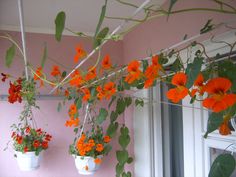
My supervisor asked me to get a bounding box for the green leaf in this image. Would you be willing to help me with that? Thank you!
[135,99,144,107]
[200,19,214,34]
[116,98,126,115]
[40,44,47,68]
[185,57,203,88]
[159,53,168,64]
[125,97,132,108]
[204,112,223,138]
[55,11,66,41]
[170,57,182,72]
[75,97,82,109]
[121,126,129,135]
[116,150,129,165]
[218,61,236,92]
[94,27,109,48]
[107,122,119,138]
[57,102,62,112]
[168,0,178,15]
[74,128,78,134]
[119,134,130,149]
[109,96,116,108]
[5,44,15,67]
[110,111,118,123]
[62,71,67,78]
[96,108,108,124]
[142,60,148,72]
[127,157,133,164]
[209,154,235,177]
[116,163,124,176]
[94,0,107,39]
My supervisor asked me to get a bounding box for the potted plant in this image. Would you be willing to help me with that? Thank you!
[2,75,52,171]
[11,125,52,171]
[69,127,111,175]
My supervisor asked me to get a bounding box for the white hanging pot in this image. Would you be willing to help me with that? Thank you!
[74,155,103,175]
[15,151,41,171]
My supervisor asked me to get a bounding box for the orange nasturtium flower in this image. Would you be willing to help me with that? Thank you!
[96,144,104,152]
[85,67,97,81]
[125,60,142,84]
[51,65,61,77]
[64,89,69,97]
[65,117,80,127]
[69,104,77,115]
[34,67,44,87]
[74,45,87,63]
[144,56,162,88]
[94,158,102,164]
[103,135,111,143]
[96,86,105,100]
[82,88,91,102]
[191,73,206,97]
[202,77,236,112]
[219,120,231,136]
[103,82,116,99]
[101,55,112,70]
[166,72,189,103]
[69,70,85,87]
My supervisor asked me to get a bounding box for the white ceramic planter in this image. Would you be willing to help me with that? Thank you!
[15,151,41,171]
[74,155,103,175]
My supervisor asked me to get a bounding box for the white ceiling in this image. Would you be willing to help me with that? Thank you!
[0,0,166,36]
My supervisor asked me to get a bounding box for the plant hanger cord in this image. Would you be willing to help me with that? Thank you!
[18,0,29,81]
[79,104,90,138]
[49,0,151,94]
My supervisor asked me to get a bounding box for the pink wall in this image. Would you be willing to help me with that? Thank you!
[0,31,130,177]
[123,0,236,63]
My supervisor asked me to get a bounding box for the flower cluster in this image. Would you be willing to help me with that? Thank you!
[11,126,52,155]
[65,104,80,127]
[8,78,23,104]
[69,128,111,164]
[166,72,236,135]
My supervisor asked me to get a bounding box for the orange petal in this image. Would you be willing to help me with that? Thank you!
[205,77,232,94]
[172,72,187,86]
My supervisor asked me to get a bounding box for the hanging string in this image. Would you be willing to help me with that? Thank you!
[79,104,90,138]
[17,0,29,81]
[49,0,151,94]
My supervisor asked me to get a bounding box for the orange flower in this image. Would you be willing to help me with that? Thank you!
[151,55,162,70]
[103,82,116,99]
[74,45,87,63]
[85,165,89,171]
[202,77,236,112]
[125,60,142,84]
[166,72,189,103]
[70,70,85,87]
[219,120,231,136]
[64,89,69,97]
[94,158,102,164]
[82,88,91,102]
[102,55,112,70]
[96,144,104,152]
[85,67,97,81]
[88,139,95,147]
[144,78,155,88]
[69,104,77,115]
[34,67,44,87]
[65,117,80,127]
[103,135,111,143]
[51,65,61,77]
[96,86,105,100]
[33,140,40,148]
[192,73,205,96]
